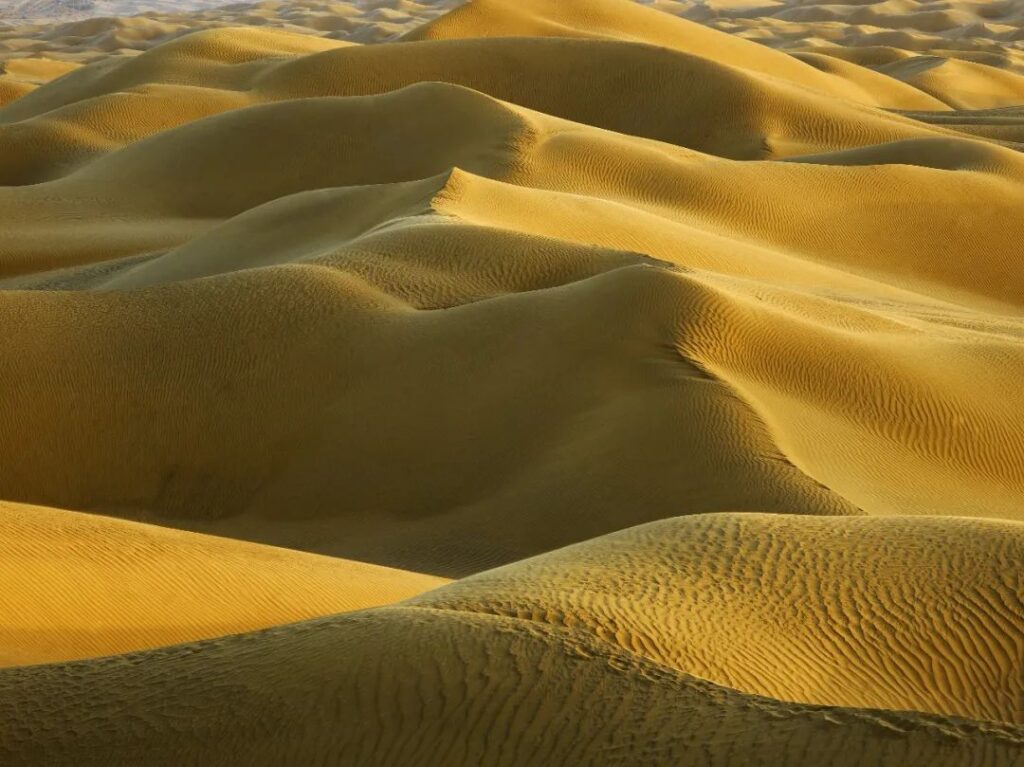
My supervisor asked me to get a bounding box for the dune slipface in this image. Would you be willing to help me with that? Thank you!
[0,0,1023,764]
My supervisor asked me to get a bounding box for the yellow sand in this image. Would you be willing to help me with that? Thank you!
[410,513,1024,724]
[0,0,1022,763]
[0,499,446,665]
[1,513,1022,763]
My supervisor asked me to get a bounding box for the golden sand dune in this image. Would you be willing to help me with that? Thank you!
[1,0,1024,762]
[409,513,1024,723]
[0,499,444,665]
[1,514,1022,764]
[670,0,1024,108]
[1,81,1023,558]
[0,256,857,575]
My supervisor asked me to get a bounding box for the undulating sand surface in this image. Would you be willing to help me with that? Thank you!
[0,0,1023,764]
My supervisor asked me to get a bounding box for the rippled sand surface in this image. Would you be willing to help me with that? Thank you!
[0,1,1022,764]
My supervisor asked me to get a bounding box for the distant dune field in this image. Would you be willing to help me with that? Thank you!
[3,1,256,22]
[0,0,1022,765]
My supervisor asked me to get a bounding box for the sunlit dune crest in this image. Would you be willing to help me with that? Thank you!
[0,0,1022,764]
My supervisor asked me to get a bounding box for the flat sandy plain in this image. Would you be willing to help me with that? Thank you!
[0,0,1023,764]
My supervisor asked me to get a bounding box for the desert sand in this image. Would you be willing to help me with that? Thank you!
[0,499,446,665]
[0,0,1022,764]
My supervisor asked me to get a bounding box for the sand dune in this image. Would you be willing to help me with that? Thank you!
[670,0,1024,109]
[1,514,1022,764]
[410,513,1024,723]
[0,0,458,89]
[0,0,1023,763]
[1,80,1023,555]
[0,499,444,665]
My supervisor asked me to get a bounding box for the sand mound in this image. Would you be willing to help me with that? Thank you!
[405,0,953,110]
[0,499,445,665]
[668,0,1024,108]
[0,261,858,575]
[1,0,1023,762]
[410,513,1024,723]
[1,514,1022,764]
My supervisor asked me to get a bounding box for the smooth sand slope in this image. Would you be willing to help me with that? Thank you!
[0,0,1023,764]
[0,499,445,665]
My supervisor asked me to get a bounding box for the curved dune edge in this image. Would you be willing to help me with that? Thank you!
[0,262,857,576]
[0,31,976,177]
[409,513,1024,724]
[1,514,1022,764]
[0,500,446,666]
[403,0,957,111]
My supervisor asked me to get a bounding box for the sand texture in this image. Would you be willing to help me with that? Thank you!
[0,0,1022,764]
[0,499,446,665]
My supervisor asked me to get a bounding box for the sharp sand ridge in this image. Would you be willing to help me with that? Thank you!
[0,0,1022,765]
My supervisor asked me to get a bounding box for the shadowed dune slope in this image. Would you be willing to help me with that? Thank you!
[404,0,952,110]
[0,30,973,165]
[0,500,446,665]
[0,262,857,575]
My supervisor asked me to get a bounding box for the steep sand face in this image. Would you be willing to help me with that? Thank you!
[0,260,856,575]
[0,500,446,665]
[1,0,1024,763]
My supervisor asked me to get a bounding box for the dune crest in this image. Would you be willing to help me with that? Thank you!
[410,513,1024,723]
